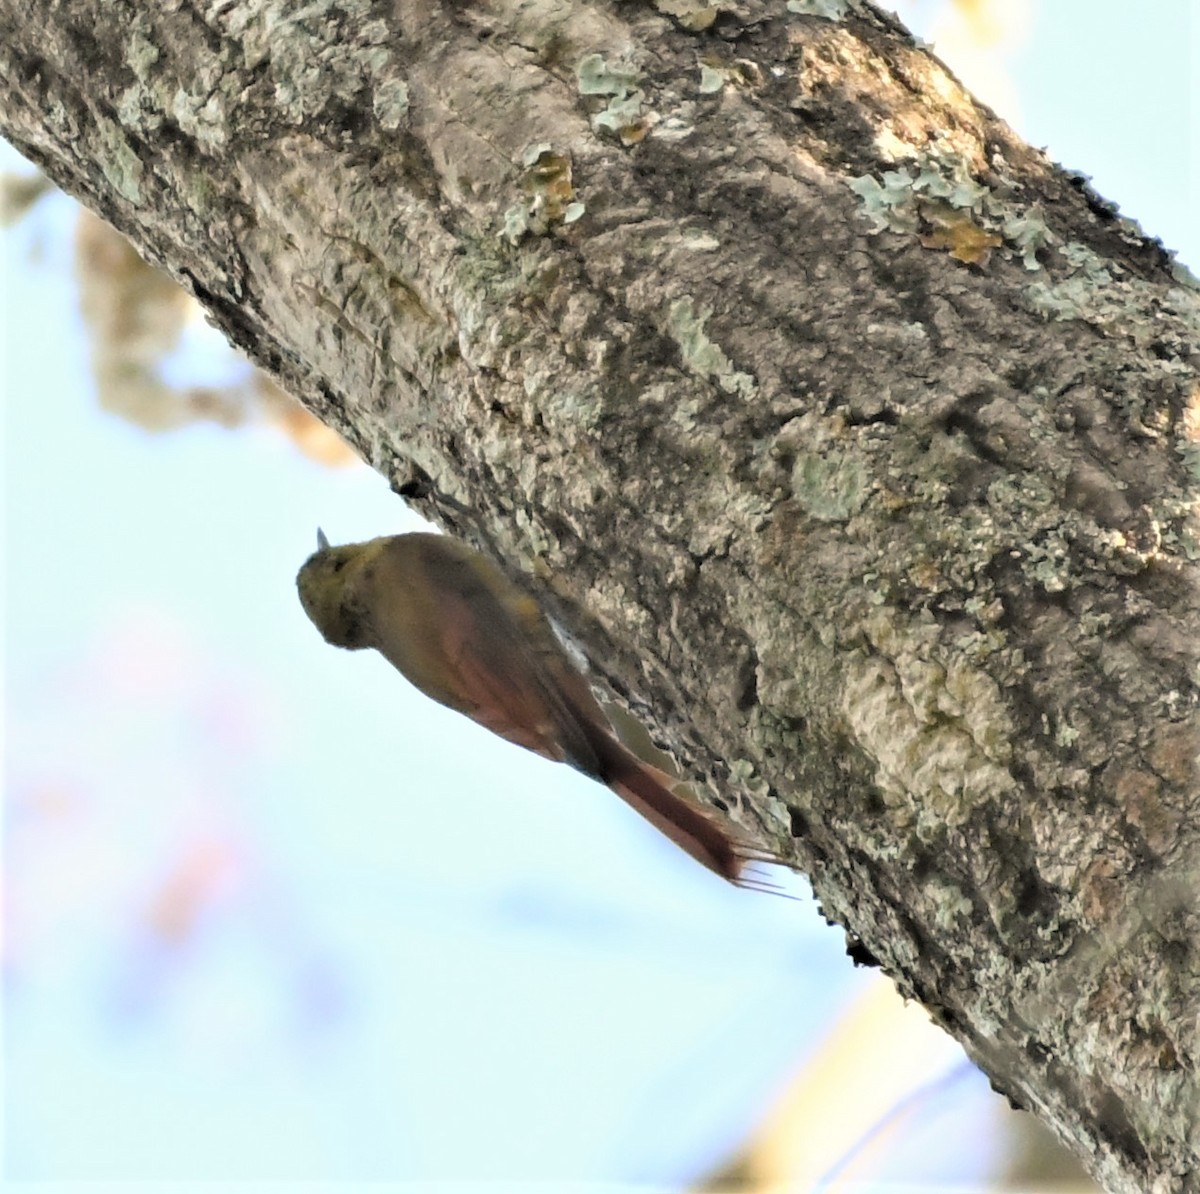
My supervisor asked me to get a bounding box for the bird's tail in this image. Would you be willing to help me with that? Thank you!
[599,739,783,887]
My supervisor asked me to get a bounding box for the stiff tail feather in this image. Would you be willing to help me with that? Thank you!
[600,740,781,887]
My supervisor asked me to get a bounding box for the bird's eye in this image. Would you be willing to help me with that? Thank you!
[332,558,347,573]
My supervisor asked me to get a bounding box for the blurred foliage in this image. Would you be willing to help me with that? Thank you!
[950,0,1019,46]
[1,169,55,225]
[5,169,360,467]
[999,1109,1097,1192]
[697,975,1098,1191]
[74,209,360,465]
[907,0,1029,118]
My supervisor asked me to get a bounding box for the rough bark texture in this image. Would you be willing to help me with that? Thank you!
[3,1,1198,1189]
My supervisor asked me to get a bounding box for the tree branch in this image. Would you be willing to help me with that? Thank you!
[3,1,1197,1187]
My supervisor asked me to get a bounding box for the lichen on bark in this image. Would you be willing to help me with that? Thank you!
[2,1,1197,1188]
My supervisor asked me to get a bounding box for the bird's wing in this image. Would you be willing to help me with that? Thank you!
[434,584,604,774]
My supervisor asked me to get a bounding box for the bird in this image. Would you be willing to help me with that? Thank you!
[296,529,785,889]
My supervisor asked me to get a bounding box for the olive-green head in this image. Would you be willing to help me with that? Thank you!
[297,528,374,649]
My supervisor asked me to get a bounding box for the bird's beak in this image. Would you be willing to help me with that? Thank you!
[316,528,331,552]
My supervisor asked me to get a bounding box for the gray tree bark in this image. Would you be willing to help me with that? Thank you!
[2,1,1197,1189]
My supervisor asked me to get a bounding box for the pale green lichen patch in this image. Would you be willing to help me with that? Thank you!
[848,170,921,234]
[787,0,850,18]
[502,204,533,244]
[592,95,648,141]
[173,87,228,147]
[516,348,609,438]
[97,119,143,203]
[576,53,649,144]
[1023,242,1200,442]
[792,450,871,522]
[126,29,160,78]
[373,77,410,129]
[999,209,1054,271]
[115,16,167,131]
[230,0,399,125]
[1055,720,1081,748]
[1177,384,1200,485]
[1171,257,1200,290]
[116,0,408,144]
[537,385,606,434]
[666,296,756,397]
[116,87,154,131]
[777,412,873,523]
[927,878,974,931]
[681,228,720,251]
[728,758,772,799]
[577,53,640,97]
[851,152,1054,270]
[1023,531,1072,593]
[1024,242,1123,322]
[653,0,719,31]
[726,759,796,848]
[912,161,987,208]
[696,57,763,96]
[513,504,560,558]
[519,143,550,167]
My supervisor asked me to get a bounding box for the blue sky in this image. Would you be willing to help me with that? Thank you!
[3,3,1196,1190]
